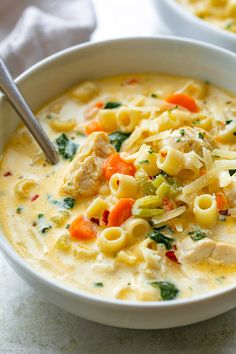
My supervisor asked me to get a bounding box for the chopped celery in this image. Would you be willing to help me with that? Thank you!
[136,174,156,195]
[156,182,170,199]
[132,206,164,217]
[135,196,162,209]
[153,175,166,189]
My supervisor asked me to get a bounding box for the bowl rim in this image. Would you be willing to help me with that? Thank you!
[163,0,236,41]
[1,35,236,309]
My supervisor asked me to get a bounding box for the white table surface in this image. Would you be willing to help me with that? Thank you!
[1,1,236,353]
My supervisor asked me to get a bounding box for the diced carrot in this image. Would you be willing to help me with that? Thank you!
[165,93,199,113]
[102,153,136,181]
[216,192,229,211]
[108,198,135,227]
[69,215,97,241]
[85,121,104,135]
[94,101,104,109]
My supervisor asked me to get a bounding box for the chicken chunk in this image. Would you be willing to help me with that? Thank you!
[180,237,236,265]
[212,242,236,265]
[180,237,215,263]
[161,127,217,156]
[60,156,103,198]
[60,132,115,199]
[79,132,115,161]
[224,181,236,207]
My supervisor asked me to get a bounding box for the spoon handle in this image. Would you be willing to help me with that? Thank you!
[0,57,59,165]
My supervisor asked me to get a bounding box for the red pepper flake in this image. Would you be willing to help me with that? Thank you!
[126,78,139,85]
[102,209,110,225]
[165,250,180,264]
[90,217,100,226]
[163,197,174,211]
[161,151,167,158]
[219,209,230,216]
[31,194,39,202]
[3,171,12,177]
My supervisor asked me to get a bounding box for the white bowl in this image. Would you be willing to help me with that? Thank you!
[1,37,236,329]
[154,0,236,52]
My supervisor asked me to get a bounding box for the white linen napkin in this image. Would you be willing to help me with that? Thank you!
[0,0,96,77]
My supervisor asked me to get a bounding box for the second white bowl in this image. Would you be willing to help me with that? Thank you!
[154,0,236,52]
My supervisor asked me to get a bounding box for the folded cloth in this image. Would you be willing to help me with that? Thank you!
[0,0,96,77]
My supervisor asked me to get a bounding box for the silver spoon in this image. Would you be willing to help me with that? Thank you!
[0,56,59,165]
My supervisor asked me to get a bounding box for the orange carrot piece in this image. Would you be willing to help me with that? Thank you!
[102,153,136,181]
[216,192,229,210]
[108,198,135,226]
[85,121,104,135]
[94,101,104,109]
[165,93,199,113]
[69,216,97,241]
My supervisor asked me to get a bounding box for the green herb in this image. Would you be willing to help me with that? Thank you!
[76,132,86,137]
[63,197,75,210]
[138,160,149,165]
[226,120,232,125]
[16,207,23,214]
[150,281,179,300]
[188,229,207,241]
[94,282,104,287]
[104,102,121,109]
[198,132,205,140]
[151,93,158,98]
[148,148,154,154]
[225,23,232,30]
[65,224,70,229]
[180,129,185,136]
[229,169,236,176]
[56,133,77,160]
[192,120,200,125]
[37,214,52,234]
[176,138,181,143]
[109,131,130,152]
[149,230,174,250]
[46,114,53,119]
[168,105,178,113]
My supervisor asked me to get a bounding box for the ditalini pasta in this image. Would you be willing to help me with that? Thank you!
[177,0,236,34]
[3,73,236,302]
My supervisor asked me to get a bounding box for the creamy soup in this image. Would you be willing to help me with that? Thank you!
[177,0,236,33]
[2,74,236,302]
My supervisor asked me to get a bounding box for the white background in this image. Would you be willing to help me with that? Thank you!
[1,1,236,353]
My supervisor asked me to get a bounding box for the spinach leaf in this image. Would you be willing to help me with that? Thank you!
[63,197,75,210]
[229,169,236,176]
[37,214,52,234]
[149,229,174,250]
[56,133,77,160]
[188,229,207,241]
[109,131,130,152]
[150,281,179,300]
[94,282,104,287]
[104,102,121,109]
